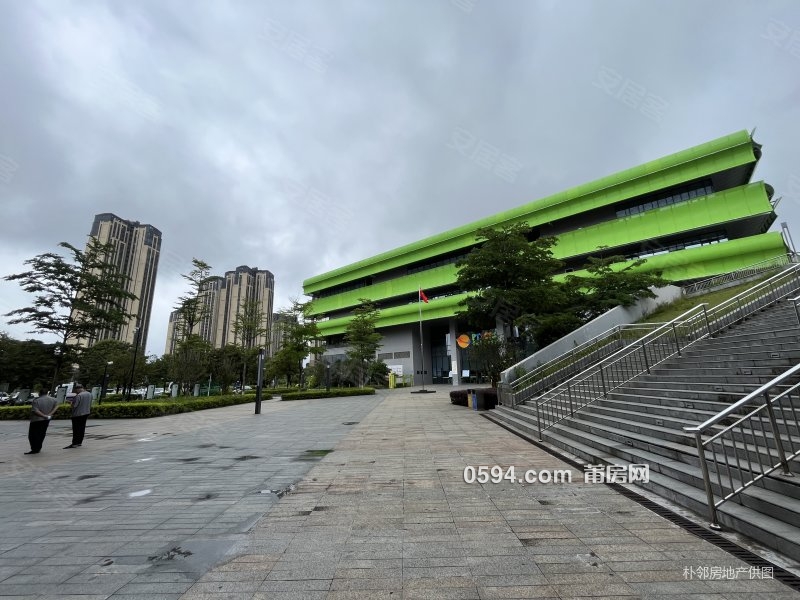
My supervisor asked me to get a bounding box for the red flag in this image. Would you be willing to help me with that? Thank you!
[419,289,429,303]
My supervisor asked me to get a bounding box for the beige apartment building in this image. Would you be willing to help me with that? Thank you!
[70,213,161,352]
[165,265,274,354]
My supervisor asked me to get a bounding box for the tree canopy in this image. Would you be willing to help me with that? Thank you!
[456,224,668,348]
[266,300,323,386]
[4,239,136,349]
[343,299,383,387]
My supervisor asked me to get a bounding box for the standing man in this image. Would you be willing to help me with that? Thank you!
[25,389,59,455]
[64,383,92,449]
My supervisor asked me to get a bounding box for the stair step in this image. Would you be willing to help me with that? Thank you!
[497,295,800,562]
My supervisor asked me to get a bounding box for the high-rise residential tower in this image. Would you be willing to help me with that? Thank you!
[165,266,274,353]
[73,213,161,352]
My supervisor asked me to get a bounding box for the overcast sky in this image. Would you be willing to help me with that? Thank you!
[1,0,799,356]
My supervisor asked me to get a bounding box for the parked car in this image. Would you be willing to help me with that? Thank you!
[0,392,9,406]
[9,391,32,405]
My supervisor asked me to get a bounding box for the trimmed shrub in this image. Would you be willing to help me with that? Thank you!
[265,387,301,395]
[0,394,267,420]
[449,390,469,406]
[281,388,375,401]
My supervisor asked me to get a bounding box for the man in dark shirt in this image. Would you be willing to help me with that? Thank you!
[26,389,59,454]
[65,383,92,449]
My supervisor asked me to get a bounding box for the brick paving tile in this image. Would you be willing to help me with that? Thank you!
[2,389,799,598]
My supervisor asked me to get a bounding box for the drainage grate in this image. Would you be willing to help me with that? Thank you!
[483,413,800,592]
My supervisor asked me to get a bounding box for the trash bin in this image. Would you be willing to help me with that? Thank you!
[474,388,486,410]
[473,388,496,411]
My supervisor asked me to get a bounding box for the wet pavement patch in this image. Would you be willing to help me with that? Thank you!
[235,455,260,461]
[178,457,201,462]
[342,421,359,425]
[197,493,218,501]
[77,494,110,504]
[295,449,333,461]
[313,506,329,511]
[149,546,193,562]
[77,474,100,480]
[259,482,297,498]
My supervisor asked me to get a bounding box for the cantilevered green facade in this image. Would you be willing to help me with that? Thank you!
[303,131,786,383]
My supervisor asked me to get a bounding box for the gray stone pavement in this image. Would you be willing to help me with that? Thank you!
[1,389,799,599]
[0,395,381,599]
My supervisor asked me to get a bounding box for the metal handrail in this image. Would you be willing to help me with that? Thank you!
[683,252,798,297]
[792,295,800,327]
[684,363,800,529]
[528,303,711,435]
[526,263,800,439]
[506,322,663,408]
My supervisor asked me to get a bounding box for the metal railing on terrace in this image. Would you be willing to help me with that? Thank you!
[683,252,798,297]
[506,323,663,408]
[684,361,800,529]
[524,263,800,440]
[495,255,800,410]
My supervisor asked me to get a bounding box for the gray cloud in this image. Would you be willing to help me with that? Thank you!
[1,0,799,355]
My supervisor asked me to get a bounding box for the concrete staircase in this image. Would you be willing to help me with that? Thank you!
[488,299,800,561]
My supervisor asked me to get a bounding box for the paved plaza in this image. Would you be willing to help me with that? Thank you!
[0,389,798,599]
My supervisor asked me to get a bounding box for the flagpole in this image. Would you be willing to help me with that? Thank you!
[418,286,426,392]
[411,287,435,394]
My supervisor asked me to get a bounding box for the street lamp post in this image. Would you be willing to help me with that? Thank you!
[100,361,113,405]
[255,347,265,415]
[326,362,331,392]
[126,327,141,401]
[51,346,63,393]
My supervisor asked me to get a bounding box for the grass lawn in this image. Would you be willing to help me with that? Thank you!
[642,275,774,324]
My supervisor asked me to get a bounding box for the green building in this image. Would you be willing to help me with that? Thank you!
[303,130,787,385]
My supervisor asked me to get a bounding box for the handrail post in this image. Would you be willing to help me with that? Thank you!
[702,305,712,336]
[640,339,650,374]
[671,323,681,356]
[535,399,543,441]
[763,391,794,477]
[599,364,607,397]
[693,430,722,530]
[568,383,574,416]
[794,298,800,328]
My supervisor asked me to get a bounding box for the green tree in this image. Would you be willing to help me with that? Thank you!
[530,254,668,346]
[455,225,669,351]
[466,333,521,387]
[210,345,244,393]
[232,297,269,389]
[0,334,65,392]
[343,299,382,386]
[173,259,214,341]
[142,354,173,390]
[170,336,212,395]
[4,239,137,387]
[232,298,269,349]
[455,224,565,332]
[266,300,323,386]
[76,339,138,391]
[566,254,668,320]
